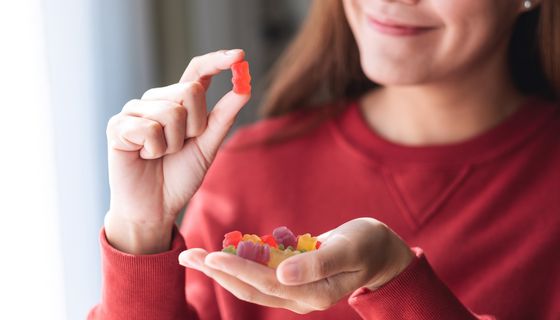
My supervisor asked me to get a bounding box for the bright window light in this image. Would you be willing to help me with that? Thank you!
[0,1,66,319]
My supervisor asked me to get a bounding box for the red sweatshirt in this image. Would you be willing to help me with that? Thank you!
[90,98,560,320]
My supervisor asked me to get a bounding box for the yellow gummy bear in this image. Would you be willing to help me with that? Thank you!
[267,247,300,269]
[296,233,317,252]
[242,234,262,244]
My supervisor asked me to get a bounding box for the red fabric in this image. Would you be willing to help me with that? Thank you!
[90,98,560,319]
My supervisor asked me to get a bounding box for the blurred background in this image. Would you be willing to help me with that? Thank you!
[0,0,310,319]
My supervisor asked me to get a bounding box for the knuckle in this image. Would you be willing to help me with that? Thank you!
[315,257,335,279]
[369,221,391,249]
[122,99,140,112]
[261,282,281,296]
[106,114,121,137]
[169,103,187,119]
[165,136,184,154]
[141,88,156,99]
[188,56,202,70]
[145,122,162,137]
[183,81,205,97]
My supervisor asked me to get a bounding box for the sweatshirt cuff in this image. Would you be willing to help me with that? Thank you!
[93,226,190,320]
[348,247,478,320]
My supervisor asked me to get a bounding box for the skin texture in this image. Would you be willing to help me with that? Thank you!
[180,0,541,314]
[344,0,540,146]
[104,49,251,254]
[105,0,541,315]
[180,218,413,314]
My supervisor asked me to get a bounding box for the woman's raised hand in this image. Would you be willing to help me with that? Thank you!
[104,49,250,254]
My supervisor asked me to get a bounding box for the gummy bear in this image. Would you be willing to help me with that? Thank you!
[231,61,251,95]
[267,247,300,269]
[237,240,270,265]
[260,235,278,248]
[272,226,298,249]
[222,245,237,255]
[242,234,262,244]
[296,233,317,252]
[222,230,242,248]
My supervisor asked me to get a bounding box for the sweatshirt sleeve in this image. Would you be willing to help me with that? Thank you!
[88,226,199,320]
[348,248,495,320]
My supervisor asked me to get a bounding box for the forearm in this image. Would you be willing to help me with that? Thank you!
[349,248,495,320]
[89,226,198,320]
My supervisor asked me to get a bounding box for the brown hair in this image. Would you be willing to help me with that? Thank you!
[260,0,560,119]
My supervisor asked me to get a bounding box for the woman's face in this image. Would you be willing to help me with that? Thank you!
[342,0,533,86]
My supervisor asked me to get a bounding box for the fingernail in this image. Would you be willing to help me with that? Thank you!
[225,49,242,56]
[280,263,300,283]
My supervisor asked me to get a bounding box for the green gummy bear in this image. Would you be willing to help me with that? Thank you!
[222,245,237,255]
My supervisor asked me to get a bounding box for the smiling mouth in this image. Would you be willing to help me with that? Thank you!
[366,16,437,36]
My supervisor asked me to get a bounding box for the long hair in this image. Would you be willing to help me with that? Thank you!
[260,0,560,118]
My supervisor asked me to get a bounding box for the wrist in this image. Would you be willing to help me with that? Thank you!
[104,212,175,255]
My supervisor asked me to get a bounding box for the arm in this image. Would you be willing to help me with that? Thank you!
[348,248,495,320]
[180,218,496,319]
[88,227,199,320]
[91,49,251,319]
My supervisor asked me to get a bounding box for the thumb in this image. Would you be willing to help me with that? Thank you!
[195,90,250,162]
[276,240,353,286]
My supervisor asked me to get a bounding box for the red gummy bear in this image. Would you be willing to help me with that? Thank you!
[231,61,251,95]
[260,235,278,248]
[223,230,242,248]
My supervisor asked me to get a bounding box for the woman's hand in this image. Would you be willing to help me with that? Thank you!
[179,218,414,314]
[104,49,250,255]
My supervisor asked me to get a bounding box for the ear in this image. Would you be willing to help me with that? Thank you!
[519,0,542,13]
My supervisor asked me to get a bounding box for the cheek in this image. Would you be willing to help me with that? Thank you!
[343,0,520,85]
[343,0,447,84]
[432,2,519,71]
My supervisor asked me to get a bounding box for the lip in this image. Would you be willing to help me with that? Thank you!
[366,16,437,36]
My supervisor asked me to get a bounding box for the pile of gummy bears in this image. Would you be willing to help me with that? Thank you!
[222,226,321,268]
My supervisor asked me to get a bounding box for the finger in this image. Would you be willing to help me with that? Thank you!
[194,91,250,164]
[204,252,335,311]
[179,49,245,87]
[316,230,333,242]
[122,99,186,154]
[205,252,299,299]
[179,250,308,314]
[276,235,358,286]
[107,115,166,159]
[141,82,207,138]
[178,248,209,268]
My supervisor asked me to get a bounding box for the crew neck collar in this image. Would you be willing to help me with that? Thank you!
[332,97,557,166]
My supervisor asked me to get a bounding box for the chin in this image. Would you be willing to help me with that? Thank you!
[359,53,433,86]
[361,62,429,86]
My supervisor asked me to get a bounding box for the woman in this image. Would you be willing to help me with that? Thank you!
[91,0,559,319]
